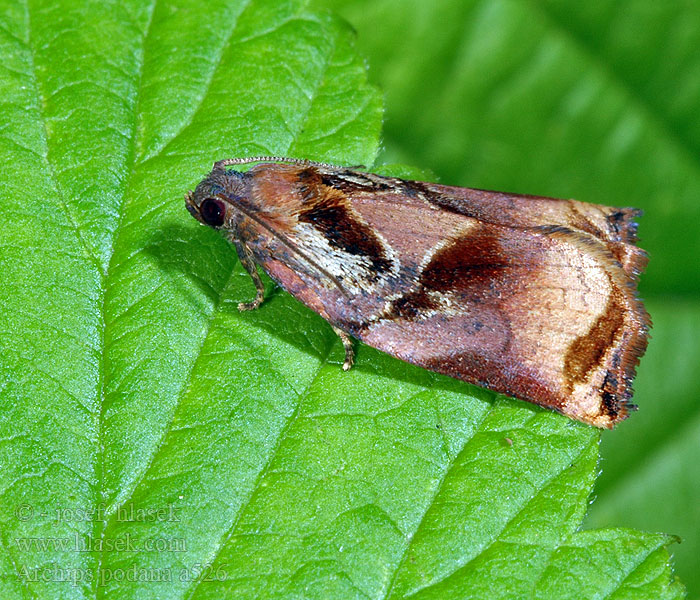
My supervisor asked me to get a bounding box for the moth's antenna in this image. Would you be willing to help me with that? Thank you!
[214,156,340,170]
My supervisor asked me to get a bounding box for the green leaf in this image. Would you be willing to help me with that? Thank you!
[0,1,685,600]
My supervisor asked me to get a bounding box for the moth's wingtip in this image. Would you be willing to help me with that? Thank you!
[607,207,644,244]
[611,400,638,426]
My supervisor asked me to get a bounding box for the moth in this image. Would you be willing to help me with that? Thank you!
[186,156,650,428]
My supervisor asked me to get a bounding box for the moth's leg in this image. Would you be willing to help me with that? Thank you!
[332,326,355,371]
[231,238,265,311]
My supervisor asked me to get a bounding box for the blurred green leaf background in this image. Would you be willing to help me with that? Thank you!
[314,0,700,595]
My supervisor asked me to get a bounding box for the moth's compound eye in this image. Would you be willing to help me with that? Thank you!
[200,198,226,227]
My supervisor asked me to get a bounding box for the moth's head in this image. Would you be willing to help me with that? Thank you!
[185,165,247,229]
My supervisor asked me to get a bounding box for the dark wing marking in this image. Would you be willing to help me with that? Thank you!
[297,196,393,275]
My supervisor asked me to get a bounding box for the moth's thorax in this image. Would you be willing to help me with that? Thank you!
[240,163,333,235]
[247,163,319,210]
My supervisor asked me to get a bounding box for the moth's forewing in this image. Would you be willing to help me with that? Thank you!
[195,162,649,428]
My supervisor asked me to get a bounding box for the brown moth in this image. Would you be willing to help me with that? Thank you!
[185,156,650,428]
